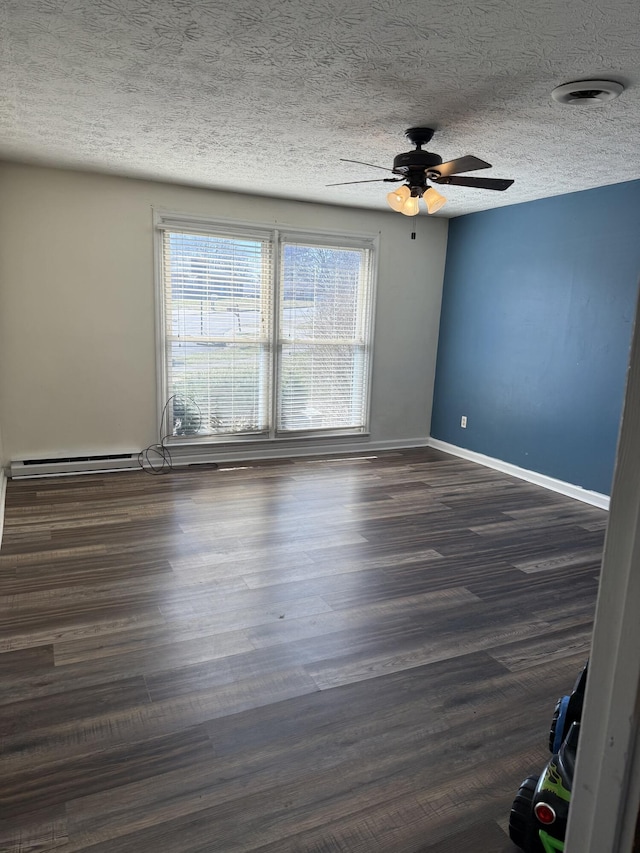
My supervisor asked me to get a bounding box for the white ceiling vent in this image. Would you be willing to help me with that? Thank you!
[551,80,624,105]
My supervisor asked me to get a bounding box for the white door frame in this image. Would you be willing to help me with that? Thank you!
[566,284,640,852]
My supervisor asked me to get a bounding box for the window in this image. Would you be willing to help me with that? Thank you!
[156,215,376,441]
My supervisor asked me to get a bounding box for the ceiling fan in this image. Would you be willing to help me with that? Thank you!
[328,127,514,216]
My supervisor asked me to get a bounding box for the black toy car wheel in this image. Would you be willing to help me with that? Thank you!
[509,775,544,852]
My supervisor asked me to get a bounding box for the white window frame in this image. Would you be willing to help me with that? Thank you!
[154,210,378,445]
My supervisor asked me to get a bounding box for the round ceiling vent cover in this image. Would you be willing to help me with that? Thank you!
[551,80,624,105]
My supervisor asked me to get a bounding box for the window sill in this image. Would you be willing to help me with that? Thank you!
[165,430,370,449]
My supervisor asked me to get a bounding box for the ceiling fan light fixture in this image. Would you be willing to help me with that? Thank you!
[386,184,411,211]
[423,187,447,214]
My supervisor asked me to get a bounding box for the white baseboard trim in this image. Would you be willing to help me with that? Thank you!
[0,469,7,550]
[428,438,610,510]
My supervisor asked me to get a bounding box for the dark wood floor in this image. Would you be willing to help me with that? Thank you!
[0,448,606,852]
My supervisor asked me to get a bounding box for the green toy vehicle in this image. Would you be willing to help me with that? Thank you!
[509,664,588,853]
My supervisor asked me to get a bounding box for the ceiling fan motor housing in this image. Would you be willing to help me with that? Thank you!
[393,150,443,188]
[393,150,442,171]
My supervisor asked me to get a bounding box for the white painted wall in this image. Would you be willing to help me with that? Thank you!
[0,163,448,463]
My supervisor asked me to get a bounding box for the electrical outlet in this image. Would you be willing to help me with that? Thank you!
[461,416,467,428]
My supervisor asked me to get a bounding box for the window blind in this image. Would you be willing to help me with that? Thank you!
[163,230,273,436]
[277,242,373,433]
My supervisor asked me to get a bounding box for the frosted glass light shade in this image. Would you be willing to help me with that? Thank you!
[399,194,420,216]
[386,184,411,212]
[423,187,447,214]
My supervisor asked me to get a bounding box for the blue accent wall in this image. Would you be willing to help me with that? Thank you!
[431,180,640,495]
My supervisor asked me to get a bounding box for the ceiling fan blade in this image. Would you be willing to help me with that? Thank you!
[339,158,394,173]
[429,155,492,178]
[435,175,514,191]
[326,177,402,186]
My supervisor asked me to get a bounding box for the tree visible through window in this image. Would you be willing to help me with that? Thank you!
[158,219,375,440]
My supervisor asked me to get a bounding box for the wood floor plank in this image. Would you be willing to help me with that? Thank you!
[488,623,593,672]
[0,628,255,710]
[420,820,514,852]
[1,667,319,778]
[2,725,213,819]
[305,603,553,691]
[0,605,166,653]
[0,449,606,852]
[246,586,480,650]
[0,676,151,745]
[0,645,54,676]
[54,622,254,668]
[0,805,68,852]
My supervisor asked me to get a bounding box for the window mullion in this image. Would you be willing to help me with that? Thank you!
[269,230,281,440]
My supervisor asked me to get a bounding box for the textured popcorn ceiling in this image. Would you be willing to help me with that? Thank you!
[1,0,639,217]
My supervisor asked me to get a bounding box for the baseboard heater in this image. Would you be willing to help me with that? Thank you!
[10,453,139,479]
